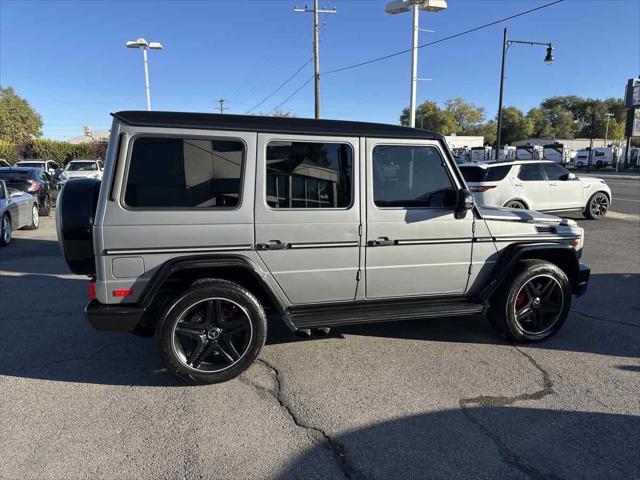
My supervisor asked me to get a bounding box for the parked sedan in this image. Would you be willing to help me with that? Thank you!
[0,167,59,216]
[459,160,612,219]
[0,180,39,246]
[58,159,104,184]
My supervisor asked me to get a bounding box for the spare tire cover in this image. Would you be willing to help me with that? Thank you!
[57,178,101,275]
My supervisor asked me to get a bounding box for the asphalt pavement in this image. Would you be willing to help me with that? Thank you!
[578,173,640,216]
[0,209,638,480]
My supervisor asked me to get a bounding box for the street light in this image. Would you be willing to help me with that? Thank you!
[385,0,447,128]
[126,37,163,111]
[495,28,554,159]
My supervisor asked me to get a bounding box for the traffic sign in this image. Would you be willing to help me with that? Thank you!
[625,78,640,108]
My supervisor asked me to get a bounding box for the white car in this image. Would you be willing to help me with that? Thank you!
[459,160,612,219]
[15,159,60,175]
[59,159,104,183]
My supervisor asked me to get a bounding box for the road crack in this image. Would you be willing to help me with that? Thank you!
[458,346,561,480]
[240,358,365,480]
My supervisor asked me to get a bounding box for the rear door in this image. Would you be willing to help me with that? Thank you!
[365,139,473,298]
[254,134,360,305]
[541,163,583,210]
[514,163,549,210]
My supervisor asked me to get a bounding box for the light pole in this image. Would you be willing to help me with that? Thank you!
[604,113,614,146]
[495,28,553,159]
[385,0,447,128]
[126,38,163,111]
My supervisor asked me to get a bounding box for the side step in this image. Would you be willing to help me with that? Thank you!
[285,297,486,329]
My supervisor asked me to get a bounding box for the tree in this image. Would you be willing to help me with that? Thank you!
[444,98,485,133]
[547,105,576,139]
[0,87,43,144]
[400,101,459,135]
[526,107,553,138]
[499,106,532,145]
[469,121,497,146]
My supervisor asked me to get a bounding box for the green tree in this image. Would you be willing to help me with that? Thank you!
[526,107,553,138]
[547,105,576,139]
[469,121,497,146]
[400,101,459,135]
[444,97,485,133]
[0,87,43,144]
[499,106,532,145]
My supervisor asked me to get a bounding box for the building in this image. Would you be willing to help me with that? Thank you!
[67,129,110,144]
[444,135,484,149]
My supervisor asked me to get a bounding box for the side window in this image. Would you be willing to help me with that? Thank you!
[0,182,5,199]
[372,145,456,208]
[518,164,545,181]
[265,141,353,209]
[485,165,512,182]
[541,163,569,180]
[124,136,244,208]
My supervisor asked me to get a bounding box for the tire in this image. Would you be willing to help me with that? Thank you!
[0,214,11,247]
[39,194,51,216]
[24,204,39,230]
[583,192,609,219]
[157,279,267,384]
[504,200,526,209]
[488,260,571,342]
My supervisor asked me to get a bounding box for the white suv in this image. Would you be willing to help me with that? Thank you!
[459,161,612,219]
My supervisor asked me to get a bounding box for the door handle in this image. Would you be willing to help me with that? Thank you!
[549,182,558,186]
[514,182,523,187]
[368,237,395,247]
[256,240,287,251]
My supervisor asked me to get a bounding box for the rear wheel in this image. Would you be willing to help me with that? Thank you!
[504,200,526,209]
[488,260,571,342]
[583,192,609,219]
[0,214,11,247]
[39,194,51,216]
[157,279,267,384]
[24,204,39,230]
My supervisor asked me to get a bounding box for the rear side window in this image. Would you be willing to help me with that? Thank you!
[518,164,545,181]
[124,136,244,208]
[372,145,456,208]
[0,171,30,182]
[461,165,511,183]
[265,141,353,209]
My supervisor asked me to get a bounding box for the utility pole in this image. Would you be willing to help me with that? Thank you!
[587,112,596,172]
[217,98,229,114]
[294,1,336,119]
[604,113,613,146]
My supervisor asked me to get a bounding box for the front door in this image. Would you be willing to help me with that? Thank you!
[365,139,473,299]
[254,134,360,305]
[541,163,583,210]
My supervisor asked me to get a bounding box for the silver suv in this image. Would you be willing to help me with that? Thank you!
[57,111,590,384]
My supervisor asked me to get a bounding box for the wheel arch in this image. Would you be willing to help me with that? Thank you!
[135,255,288,336]
[503,197,529,209]
[478,243,581,301]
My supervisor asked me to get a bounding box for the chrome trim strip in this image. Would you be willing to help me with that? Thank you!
[287,241,359,249]
[104,245,252,255]
[395,238,472,246]
[492,235,580,243]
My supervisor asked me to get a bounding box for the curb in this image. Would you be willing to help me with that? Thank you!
[577,173,640,181]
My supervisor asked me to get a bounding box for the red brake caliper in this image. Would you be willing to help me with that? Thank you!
[515,290,527,310]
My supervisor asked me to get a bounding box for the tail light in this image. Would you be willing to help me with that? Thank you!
[469,185,496,192]
[26,179,41,192]
[88,280,96,300]
[113,288,133,298]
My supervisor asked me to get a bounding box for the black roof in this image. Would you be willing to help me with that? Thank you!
[112,111,442,141]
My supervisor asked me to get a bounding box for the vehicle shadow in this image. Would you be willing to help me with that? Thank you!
[1,237,638,387]
[275,407,640,479]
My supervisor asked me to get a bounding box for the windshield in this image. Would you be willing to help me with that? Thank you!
[16,161,44,168]
[67,161,97,171]
[0,171,31,182]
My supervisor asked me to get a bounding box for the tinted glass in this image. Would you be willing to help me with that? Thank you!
[0,171,30,181]
[373,145,456,208]
[518,164,545,181]
[16,161,45,169]
[266,141,352,209]
[459,167,486,183]
[68,161,98,171]
[0,182,5,199]
[125,137,244,208]
[542,163,569,180]
[485,165,512,182]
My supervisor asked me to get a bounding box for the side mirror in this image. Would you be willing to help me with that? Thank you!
[455,188,475,219]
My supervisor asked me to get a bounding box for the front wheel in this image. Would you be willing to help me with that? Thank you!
[583,192,609,219]
[157,279,267,384]
[488,260,571,342]
[0,214,11,247]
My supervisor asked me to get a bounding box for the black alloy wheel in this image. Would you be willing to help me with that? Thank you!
[584,192,609,219]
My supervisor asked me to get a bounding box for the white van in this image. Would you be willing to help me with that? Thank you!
[543,143,570,165]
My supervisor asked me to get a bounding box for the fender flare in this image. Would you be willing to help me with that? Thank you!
[137,254,287,314]
[477,243,581,301]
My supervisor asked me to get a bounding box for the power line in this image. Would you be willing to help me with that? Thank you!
[245,57,313,114]
[322,0,565,77]
[270,77,313,114]
[268,0,565,113]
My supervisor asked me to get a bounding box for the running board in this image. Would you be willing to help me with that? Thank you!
[285,297,486,329]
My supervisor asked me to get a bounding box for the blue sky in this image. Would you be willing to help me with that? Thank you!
[1,0,638,139]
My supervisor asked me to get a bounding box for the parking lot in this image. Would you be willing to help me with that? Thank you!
[1,190,639,479]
